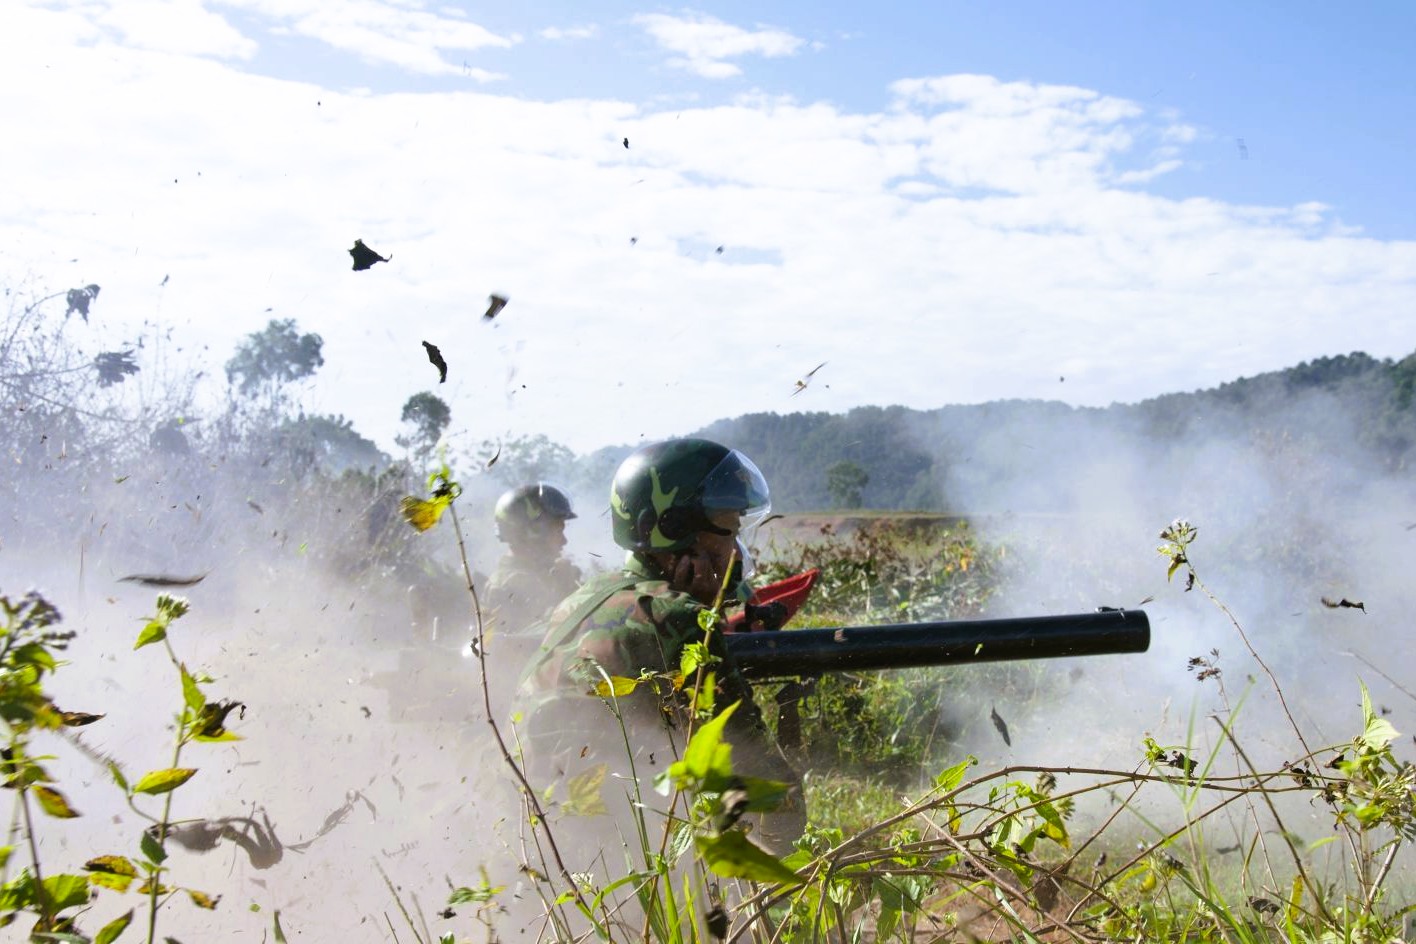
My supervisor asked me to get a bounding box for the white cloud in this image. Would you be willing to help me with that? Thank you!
[633,11,804,79]
[1115,159,1182,184]
[216,0,517,77]
[17,0,255,59]
[539,24,598,41]
[2,18,1413,458]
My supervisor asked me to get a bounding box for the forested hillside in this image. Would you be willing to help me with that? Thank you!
[682,350,1416,512]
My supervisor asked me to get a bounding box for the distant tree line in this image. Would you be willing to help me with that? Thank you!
[9,277,1416,532]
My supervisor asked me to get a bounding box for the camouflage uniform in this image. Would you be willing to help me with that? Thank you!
[485,481,581,643]
[522,555,805,849]
[484,551,582,636]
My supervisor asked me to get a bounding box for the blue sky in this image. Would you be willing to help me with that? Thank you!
[3,1,1414,454]
[236,1,1416,237]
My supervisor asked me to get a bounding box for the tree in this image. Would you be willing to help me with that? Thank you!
[478,433,576,486]
[276,413,386,475]
[225,319,324,401]
[397,392,451,458]
[825,460,869,509]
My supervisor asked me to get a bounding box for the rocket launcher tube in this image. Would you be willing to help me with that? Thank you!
[723,608,1150,680]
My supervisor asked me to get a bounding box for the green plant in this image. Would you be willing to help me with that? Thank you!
[759,519,999,624]
[1,591,239,943]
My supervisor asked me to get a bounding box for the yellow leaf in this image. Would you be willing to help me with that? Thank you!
[563,764,609,817]
[85,855,138,878]
[399,495,450,532]
[188,888,221,910]
[132,767,197,795]
[593,676,638,698]
[33,785,81,818]
[1286,874,1303,924]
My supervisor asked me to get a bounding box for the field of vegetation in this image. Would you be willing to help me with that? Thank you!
[3,284,1414,942]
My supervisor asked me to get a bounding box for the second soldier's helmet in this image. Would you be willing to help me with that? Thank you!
[610,438,770,552]
[494,483,577,544]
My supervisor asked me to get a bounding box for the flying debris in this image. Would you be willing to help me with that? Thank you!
[119,573,207,588]
[705,906,728,941]
[715,245,724,254]
[247,500,264,514]
[94,350,140,387]
[485,443,502,468]
[66,284,101,322]
[630,237,637,245]
[1166,750,1199,777]
[990,706,1011,746]
[623,137,629,149]
[1321,597,1366,613]
[1235,138,1249,160]
[160,274,169,286]
[483,294,509,321]
[157,809,284,869]
[792,361,827,396]
[348,239,390,271]
[421,341,448,383]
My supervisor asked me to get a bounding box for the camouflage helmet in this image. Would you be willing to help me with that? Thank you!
[610,438,770,552]
[494,483,576,543]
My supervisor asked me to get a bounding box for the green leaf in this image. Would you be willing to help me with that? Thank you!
[140,829,167,865]
[134,619,167,650]
[42,872,93,910]
[11,643,57,674]
[273,909,288,943]
[448,884,503,906]
[695,832,802,885]
[180,665,205,714]
[3,757,53,789]
[1033,797,1070,848]
[673,700,740,791]
[32,784,81,818]
[934,756,976,793]
[95,909,134,944]
[133,768,197,795]
[563,764,609,817]
[109,762,130,794]
[735,776,791,813]
[679,642,716,676]
[0,845,11,870]
[1357,681,1399,752]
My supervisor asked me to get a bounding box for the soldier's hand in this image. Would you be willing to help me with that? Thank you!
[742,600,789,632]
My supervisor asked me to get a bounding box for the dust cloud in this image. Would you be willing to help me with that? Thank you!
[911,383,1416,851]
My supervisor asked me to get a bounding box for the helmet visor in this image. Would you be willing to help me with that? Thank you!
[697,449,771,532]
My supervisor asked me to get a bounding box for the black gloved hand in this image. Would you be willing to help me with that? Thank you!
[742,600,789,632]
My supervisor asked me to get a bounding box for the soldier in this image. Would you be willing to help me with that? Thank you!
[484,483,583,638]
[519,438,805,851]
